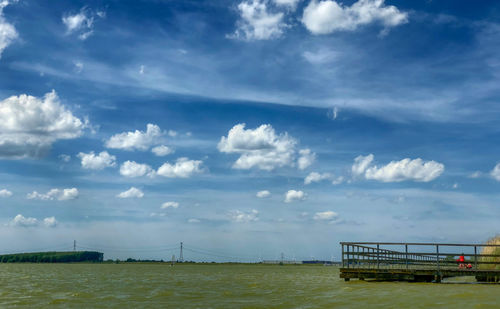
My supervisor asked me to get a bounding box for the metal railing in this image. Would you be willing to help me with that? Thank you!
[341,242,500,271]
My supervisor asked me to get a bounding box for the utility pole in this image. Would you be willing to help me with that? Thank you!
[179,242,184,262]
[281,252,284,264]
[73,240,76,251]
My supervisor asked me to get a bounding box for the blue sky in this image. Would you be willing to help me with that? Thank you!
[0,0,499,261]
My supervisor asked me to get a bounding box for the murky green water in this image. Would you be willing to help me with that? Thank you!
[0,264,498,308]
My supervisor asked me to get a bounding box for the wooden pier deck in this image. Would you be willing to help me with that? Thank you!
[339,242,500,283]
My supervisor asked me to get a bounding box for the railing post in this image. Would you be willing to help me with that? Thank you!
[405,244,408,270]
[341,244,344,268]
[377,244,380,269]
[436,245,440,272]
[346,245,349,269]
[474,245,477,271]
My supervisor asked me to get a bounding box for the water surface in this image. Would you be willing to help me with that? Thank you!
[0,264,498,308]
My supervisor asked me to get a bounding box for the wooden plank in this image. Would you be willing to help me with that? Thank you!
[340,242,500,247]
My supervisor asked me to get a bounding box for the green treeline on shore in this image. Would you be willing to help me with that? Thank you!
[0,251,103,263]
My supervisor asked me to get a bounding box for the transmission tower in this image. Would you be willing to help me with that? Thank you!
[73,240,76,251]
[179,242,184,262]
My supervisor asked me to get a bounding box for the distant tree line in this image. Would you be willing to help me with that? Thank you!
[0,251,103,263]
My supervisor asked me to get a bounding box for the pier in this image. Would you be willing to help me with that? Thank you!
[339,242,500,283]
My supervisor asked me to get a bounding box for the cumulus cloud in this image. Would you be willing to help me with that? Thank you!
[105,124,163,151]
[0,90,85,159]
[0,188,12,197]
[491,163,500,181]
[168,130,177,137]
[352,154,444,182]
[256,190,271,198]
[11,214,38,227]
[161,201,179,209]
[229,209,259,222]
[351,154,374,177]
[230,0,286,40]
[120,160,155,178]
[78,151,116,170]
[332,175,344,185]
[313,211,340,223]
[43,216,58,227]
[304,172,331,184]
[62,7,105,40]
[284,190,306,203]
[156,157,203,178]
[27,188,79,201]
[298,148,316,170]
[0,1,18,58]
[218,123,297,171]
[116,187,144,199]
[10,214,57,228]
[59,154,71,162]
[152,145,173,156]
[302,0,408,35]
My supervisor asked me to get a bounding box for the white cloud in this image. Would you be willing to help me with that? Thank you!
[11,214,38,227]
[78,151,116,170]
[365,158,444,182]
[62,8,104,40]
[0,90,85,159]
[230,0,286,40]
[74,61,84,73]
[10,214,58,228]
[43,216,58,227]
[188,218,200,223]
[327,106,339,120]
[59,188,79,200]
[302,0,408,35]
[332,175,344,185]
[313,211,339,223]
[139,65,145,75]
[150,212,167,217]
[229,209,259,222]
[0,188,12,197]
[491,163,500,182]
[116,187,144,199]
[152,145,173,156]
[273,0,301,7]
[298,148,316,170]
[161,201,179,209]
[351,154,374,177]
[218,123,297,171]
[303,49,338,64]
[157,157,203,178]
[0,1,18,58]
[27,188,79,201]
[351,154,445,182]
[452,183,459,189]
[168,130,177,137]
[105,124,163,151]
[256,190,271,198]
[468,171,482,179]
[304,172,331,184]
[120,160,155,178]
[59,154,71,162]
[284,190,306,203]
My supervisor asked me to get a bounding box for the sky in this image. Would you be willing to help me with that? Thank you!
[0,0,500,261]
